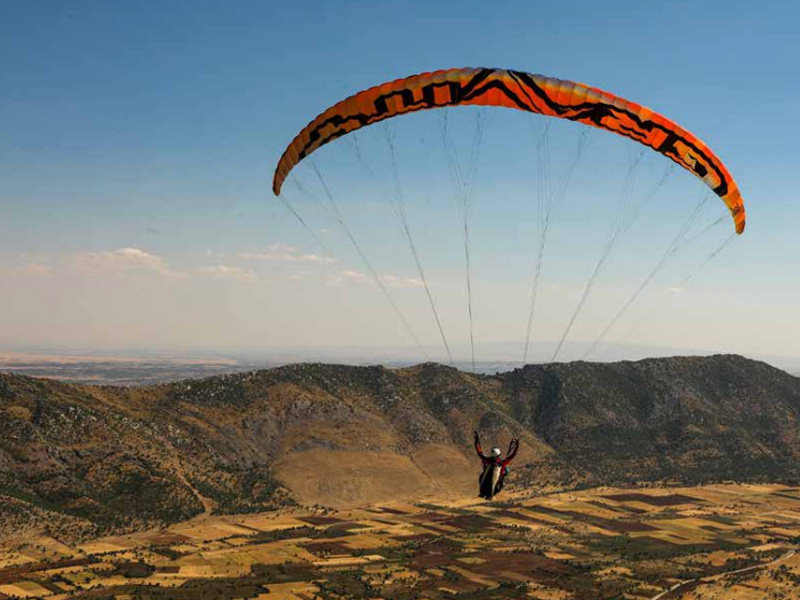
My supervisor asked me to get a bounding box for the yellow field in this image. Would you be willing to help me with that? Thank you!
[1,483,800,599]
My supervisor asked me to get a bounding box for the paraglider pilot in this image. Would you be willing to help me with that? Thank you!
[474,431,518,500]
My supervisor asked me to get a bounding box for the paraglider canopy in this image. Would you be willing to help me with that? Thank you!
[273,67,745,234]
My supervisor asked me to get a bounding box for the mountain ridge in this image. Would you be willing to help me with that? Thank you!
[2,353,800,543]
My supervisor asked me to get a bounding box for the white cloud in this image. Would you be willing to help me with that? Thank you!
[71,248,185,278]
[326,270,425,288]
[298,253,337,264]
[237,243,336,264]
[269,243,299,253]
[325,269,367,287]
[13,263,52,277]
[381,274,425,288]
[200,265,258,284]
[325,276,343,287]
[342,269,369,282]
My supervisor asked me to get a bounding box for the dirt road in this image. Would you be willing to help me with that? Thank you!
[650,548,796,600]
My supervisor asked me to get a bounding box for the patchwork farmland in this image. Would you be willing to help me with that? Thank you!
[2,484,800,599]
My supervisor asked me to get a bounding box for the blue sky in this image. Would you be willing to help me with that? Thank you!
[2,1,799,366]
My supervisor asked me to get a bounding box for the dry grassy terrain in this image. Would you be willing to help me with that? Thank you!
[6,355,800,541]
[1,483,799,599]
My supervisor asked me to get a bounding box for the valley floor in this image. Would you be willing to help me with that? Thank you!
[2,483,800,599]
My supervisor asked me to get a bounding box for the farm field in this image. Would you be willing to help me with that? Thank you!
[2,484,800,599]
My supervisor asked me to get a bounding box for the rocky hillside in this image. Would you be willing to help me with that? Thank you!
[2,354,800,542]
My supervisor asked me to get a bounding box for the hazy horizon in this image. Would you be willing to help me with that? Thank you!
[3,341,800,375]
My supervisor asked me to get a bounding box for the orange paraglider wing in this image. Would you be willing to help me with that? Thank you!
[273,68,744,233]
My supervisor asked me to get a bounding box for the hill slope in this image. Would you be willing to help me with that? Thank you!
[2,354,800,542]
